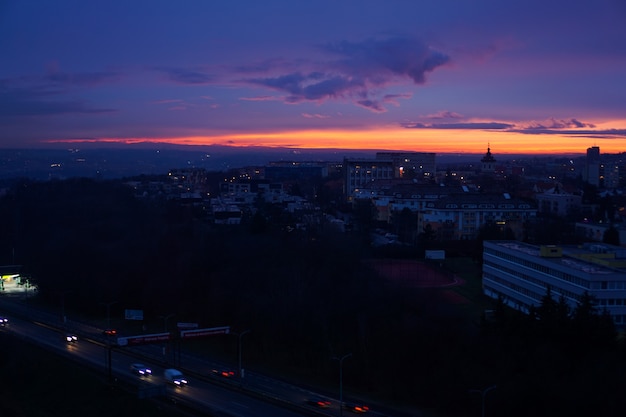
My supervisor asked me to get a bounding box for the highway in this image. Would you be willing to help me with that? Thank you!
[0,294,407,417]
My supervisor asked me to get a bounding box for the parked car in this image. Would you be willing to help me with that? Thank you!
[130,363,152,377]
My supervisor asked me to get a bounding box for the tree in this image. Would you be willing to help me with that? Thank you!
[603,225,620,246]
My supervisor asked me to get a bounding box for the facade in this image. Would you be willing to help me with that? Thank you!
[534,185,582,216]
[375,152,436,180]
[584,146,602,187]
[343,158,395,201]
[421,193,536,240]
[483,240,626,327]
[344,153,437,201]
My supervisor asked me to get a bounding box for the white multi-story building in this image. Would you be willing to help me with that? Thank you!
[483,240,626,326]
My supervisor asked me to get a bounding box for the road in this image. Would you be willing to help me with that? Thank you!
[0,295,412,417]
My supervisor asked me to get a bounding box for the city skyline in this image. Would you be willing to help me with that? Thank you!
[1,0,625,155]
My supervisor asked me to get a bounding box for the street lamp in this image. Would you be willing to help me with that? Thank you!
[236,329,251,378]
[100,300,118,330]
[158,313,176,363]
[469,385,497,417]
[100,300,118,384]
[332,353,352,417]
[159,313,176,332]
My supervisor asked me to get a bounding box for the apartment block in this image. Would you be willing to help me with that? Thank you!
[483,240,626,326]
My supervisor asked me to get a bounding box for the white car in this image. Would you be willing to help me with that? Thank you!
[164,368,188,386]
[130,363,152,376]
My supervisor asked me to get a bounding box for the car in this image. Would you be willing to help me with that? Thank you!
[306,397,331,408]
[65,334,78,343]
[343,403,370,413]
[103,328,117,336]
[0,317,8,326]
[130,363,152,376]
[211,368,236,378]
[164,368,188,386]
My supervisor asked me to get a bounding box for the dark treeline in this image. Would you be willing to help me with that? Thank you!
[2,177,626,416]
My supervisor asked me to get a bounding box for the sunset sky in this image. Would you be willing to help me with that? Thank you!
[1,0,625,155]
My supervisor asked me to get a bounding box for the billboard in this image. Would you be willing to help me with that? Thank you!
[181,326,230,339]
[125,309,144,320]
[117,332,170,346]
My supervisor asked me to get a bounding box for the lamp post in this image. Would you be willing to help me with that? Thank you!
[332,353,352,417]
[100,301,118,383]
[236,329,251,379]
[158,313,176,363]
[159,313,176,332]
[469,385,497,417]
[100,301,118,330]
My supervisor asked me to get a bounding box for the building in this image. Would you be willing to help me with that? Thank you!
[583,146,602,187]
[421,193,536,240]
[483,240,626,327]
[375,152,436,180]
[343,158,395,201]
[480,146,497,174]
[344,152,437,201]
[534,184,582,217]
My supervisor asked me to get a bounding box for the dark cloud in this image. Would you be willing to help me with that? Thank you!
[511,128,626,137]
[247,72,364,103]
[44,71,120,87]
[356,99,386,113]
[401,116,625,138]
[324,36,450,84]
[522,118,596,130]
[425,110,464,120]
[241,35,448,112]
[0,81,116,117]
[403,122,513,129]
[157,68,213,84]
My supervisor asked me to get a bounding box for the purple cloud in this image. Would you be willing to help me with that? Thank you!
[240,35,448,112]
[401,116,626,138]
[247,72,364,103]
[403,122,514,129]
[324,36,450,84]
[156,67,213,84]
[425,110,464,120]
[0,81,116,117]
[301,113,330,119]
[522,118,596,130]
[44,71,120,87]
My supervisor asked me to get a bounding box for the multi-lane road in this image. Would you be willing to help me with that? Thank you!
[0,296,409,417]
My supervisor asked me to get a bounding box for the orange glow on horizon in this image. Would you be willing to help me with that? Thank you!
[47,125,626,155]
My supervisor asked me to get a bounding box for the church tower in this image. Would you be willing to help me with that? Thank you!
[481,144,496,174]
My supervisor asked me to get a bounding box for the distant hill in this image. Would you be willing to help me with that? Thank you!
[0,145,568,181]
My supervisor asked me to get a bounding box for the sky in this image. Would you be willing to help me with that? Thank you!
[1,0,626,155]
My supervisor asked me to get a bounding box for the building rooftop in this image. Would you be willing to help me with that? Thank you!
[488,241,626,276]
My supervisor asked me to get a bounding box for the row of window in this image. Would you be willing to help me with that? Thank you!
[483,273,547,304]
[484,248,591,288]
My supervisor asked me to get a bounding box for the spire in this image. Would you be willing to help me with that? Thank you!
[481,144,496,163]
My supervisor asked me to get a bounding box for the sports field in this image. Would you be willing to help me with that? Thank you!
[364,258,470,304]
